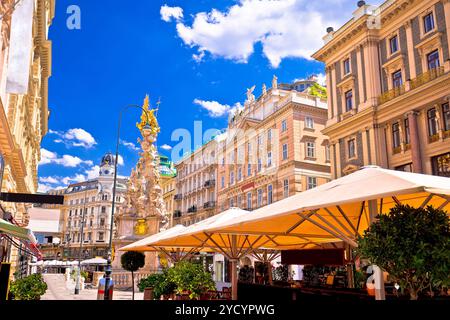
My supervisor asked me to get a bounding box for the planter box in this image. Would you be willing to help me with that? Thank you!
[143,287,154,300]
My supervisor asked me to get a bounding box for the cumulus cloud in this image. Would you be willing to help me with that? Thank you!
[39,148,92,167]
[194,99,242,118]
[85,165,100,180]
[160,5,183,22]
[117,155,124,166]
[162,0,360,67]
[120,139,140,151]
[49,128,97,149]
[160,144,172,151]
[38,183,54,193]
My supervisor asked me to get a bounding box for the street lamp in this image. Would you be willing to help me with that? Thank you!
[103,104,151,300]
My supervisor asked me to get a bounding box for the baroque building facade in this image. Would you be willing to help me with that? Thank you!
[314,0,450,178]
[217,77,331,212]
[60,153,127,260]
[0,0,55,273]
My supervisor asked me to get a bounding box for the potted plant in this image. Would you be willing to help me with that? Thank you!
[10,273,48,300]
[357,204,450,300]
[167,261,216,299]
[121,251,145,300]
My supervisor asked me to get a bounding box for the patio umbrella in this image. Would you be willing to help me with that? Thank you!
[149,208,340,300]
[81,257,107,265]
[119,224,206,262]
[155,166,449,300]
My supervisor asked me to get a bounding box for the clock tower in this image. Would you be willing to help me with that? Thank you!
[100,152,115,177]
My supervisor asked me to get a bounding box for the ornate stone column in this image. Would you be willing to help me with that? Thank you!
[406,111,423,173]
[404,19,417,80]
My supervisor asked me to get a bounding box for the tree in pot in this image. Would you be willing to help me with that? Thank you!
[357,204,450,300]
[121,251,146,300]
[167,261,216,299]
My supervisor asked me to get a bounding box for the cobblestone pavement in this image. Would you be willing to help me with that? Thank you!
[41,274,144,300]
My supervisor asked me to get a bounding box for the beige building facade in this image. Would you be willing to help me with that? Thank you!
[314,0,450,178]
[217,78,331,212]
[0,0,55,274]
[174,140,218,226]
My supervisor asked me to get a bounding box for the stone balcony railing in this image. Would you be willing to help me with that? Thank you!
[203,201,216,209]
[111,271,152,289]
[378,66,446,105]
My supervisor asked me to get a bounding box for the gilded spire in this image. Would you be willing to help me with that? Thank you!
[136,94,160,136]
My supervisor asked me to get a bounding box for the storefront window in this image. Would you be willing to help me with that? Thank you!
[432,153,450,177]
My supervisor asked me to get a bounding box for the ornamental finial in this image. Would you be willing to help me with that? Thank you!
[136,94,160,136]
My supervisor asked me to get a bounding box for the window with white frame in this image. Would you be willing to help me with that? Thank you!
[305,116,314,129]
[237,167,242,181]
[282,144,288,160]
[343,58,351,75]
[267,184,273,204]
[247,192,252,209]
[267,152,272,167]
[306,142,316,158]
[281,119,287,132]
[307,177,317,189]
[247,163,252,176]
[283,179,289,198]
[258,158,262,172]
[423,12,435,34]
[389,35,399,54]
[230,171,235,185]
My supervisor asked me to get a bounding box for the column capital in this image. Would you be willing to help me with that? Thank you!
[405,110,420,117]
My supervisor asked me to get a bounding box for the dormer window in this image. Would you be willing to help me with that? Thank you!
[389,35,399,54]
[343,58,351,75]
[423,12,435,34]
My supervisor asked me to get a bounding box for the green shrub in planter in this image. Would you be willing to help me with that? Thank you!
[138,269,176,299]
[167,261,216,299]
[10,273,48,300]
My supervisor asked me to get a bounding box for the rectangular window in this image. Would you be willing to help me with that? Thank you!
[325,145,331,162]
[257,189,263,207]
[343,58,351,75]
[348,139,356,158]
[230,198,234,208]
[69,210,72,217]
[423,12,435,34]
[305,117,314,129]
[267,185,273,204]
[98,232,104,241]
[237,167,242,181]
[221,176,225,188]
[101,206,106,214]
[431,152,450,177]
[257,134,263,146]
[267,129,272,143]
[389,35,399,54]
[267,152,272,167]
[392,70,403,88]
[392,122,401,148]
[404,118,410,144]
[247,192,252,209]
[427,50,440,70]
[247,142,252,154]
[345,90,353,112]
[257,158,262,172]
[427,108,438,136]
[283,179,289,198]
[100,218,105,226]
[247,163,252,177]
[307,177,317,190]
[443,103,450,131]
[281,119,287,132]
[306,142,316,158]
[230,171,234,185]
[282,144,288,160]
[237,194,241,207]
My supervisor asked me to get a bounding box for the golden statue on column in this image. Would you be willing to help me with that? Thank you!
[112,95,169,271]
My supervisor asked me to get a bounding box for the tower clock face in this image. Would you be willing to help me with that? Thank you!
[104,170,110,175]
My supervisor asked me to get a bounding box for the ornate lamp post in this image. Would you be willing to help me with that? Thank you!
[103,103,151,300]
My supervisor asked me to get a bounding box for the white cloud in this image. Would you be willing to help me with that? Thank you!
[193,99,242,118]
[38,183,54,193]
[160,5,183,22]
[61,174,85,185]
[160,144,172,151]
[85,165,100,180]
[163,0,361,67]
[117,155,124,166]
[39,176,59,184]
[120,139,140,151]
[48,128,97,149]
[39,148,92,167]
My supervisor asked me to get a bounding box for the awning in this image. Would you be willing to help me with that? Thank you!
[0,218,37,244]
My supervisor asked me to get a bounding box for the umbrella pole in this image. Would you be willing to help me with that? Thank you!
[231,259,238,300]
[368,199,386,300]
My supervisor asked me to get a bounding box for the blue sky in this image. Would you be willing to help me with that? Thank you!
[38,0,380,192]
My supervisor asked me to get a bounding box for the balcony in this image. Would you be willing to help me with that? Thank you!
[378,66,446,105]
[173,210,181,218]
[174,194,183,200]
[203,179,216,188]
[187,205,197,213]
[203,201,216,209]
